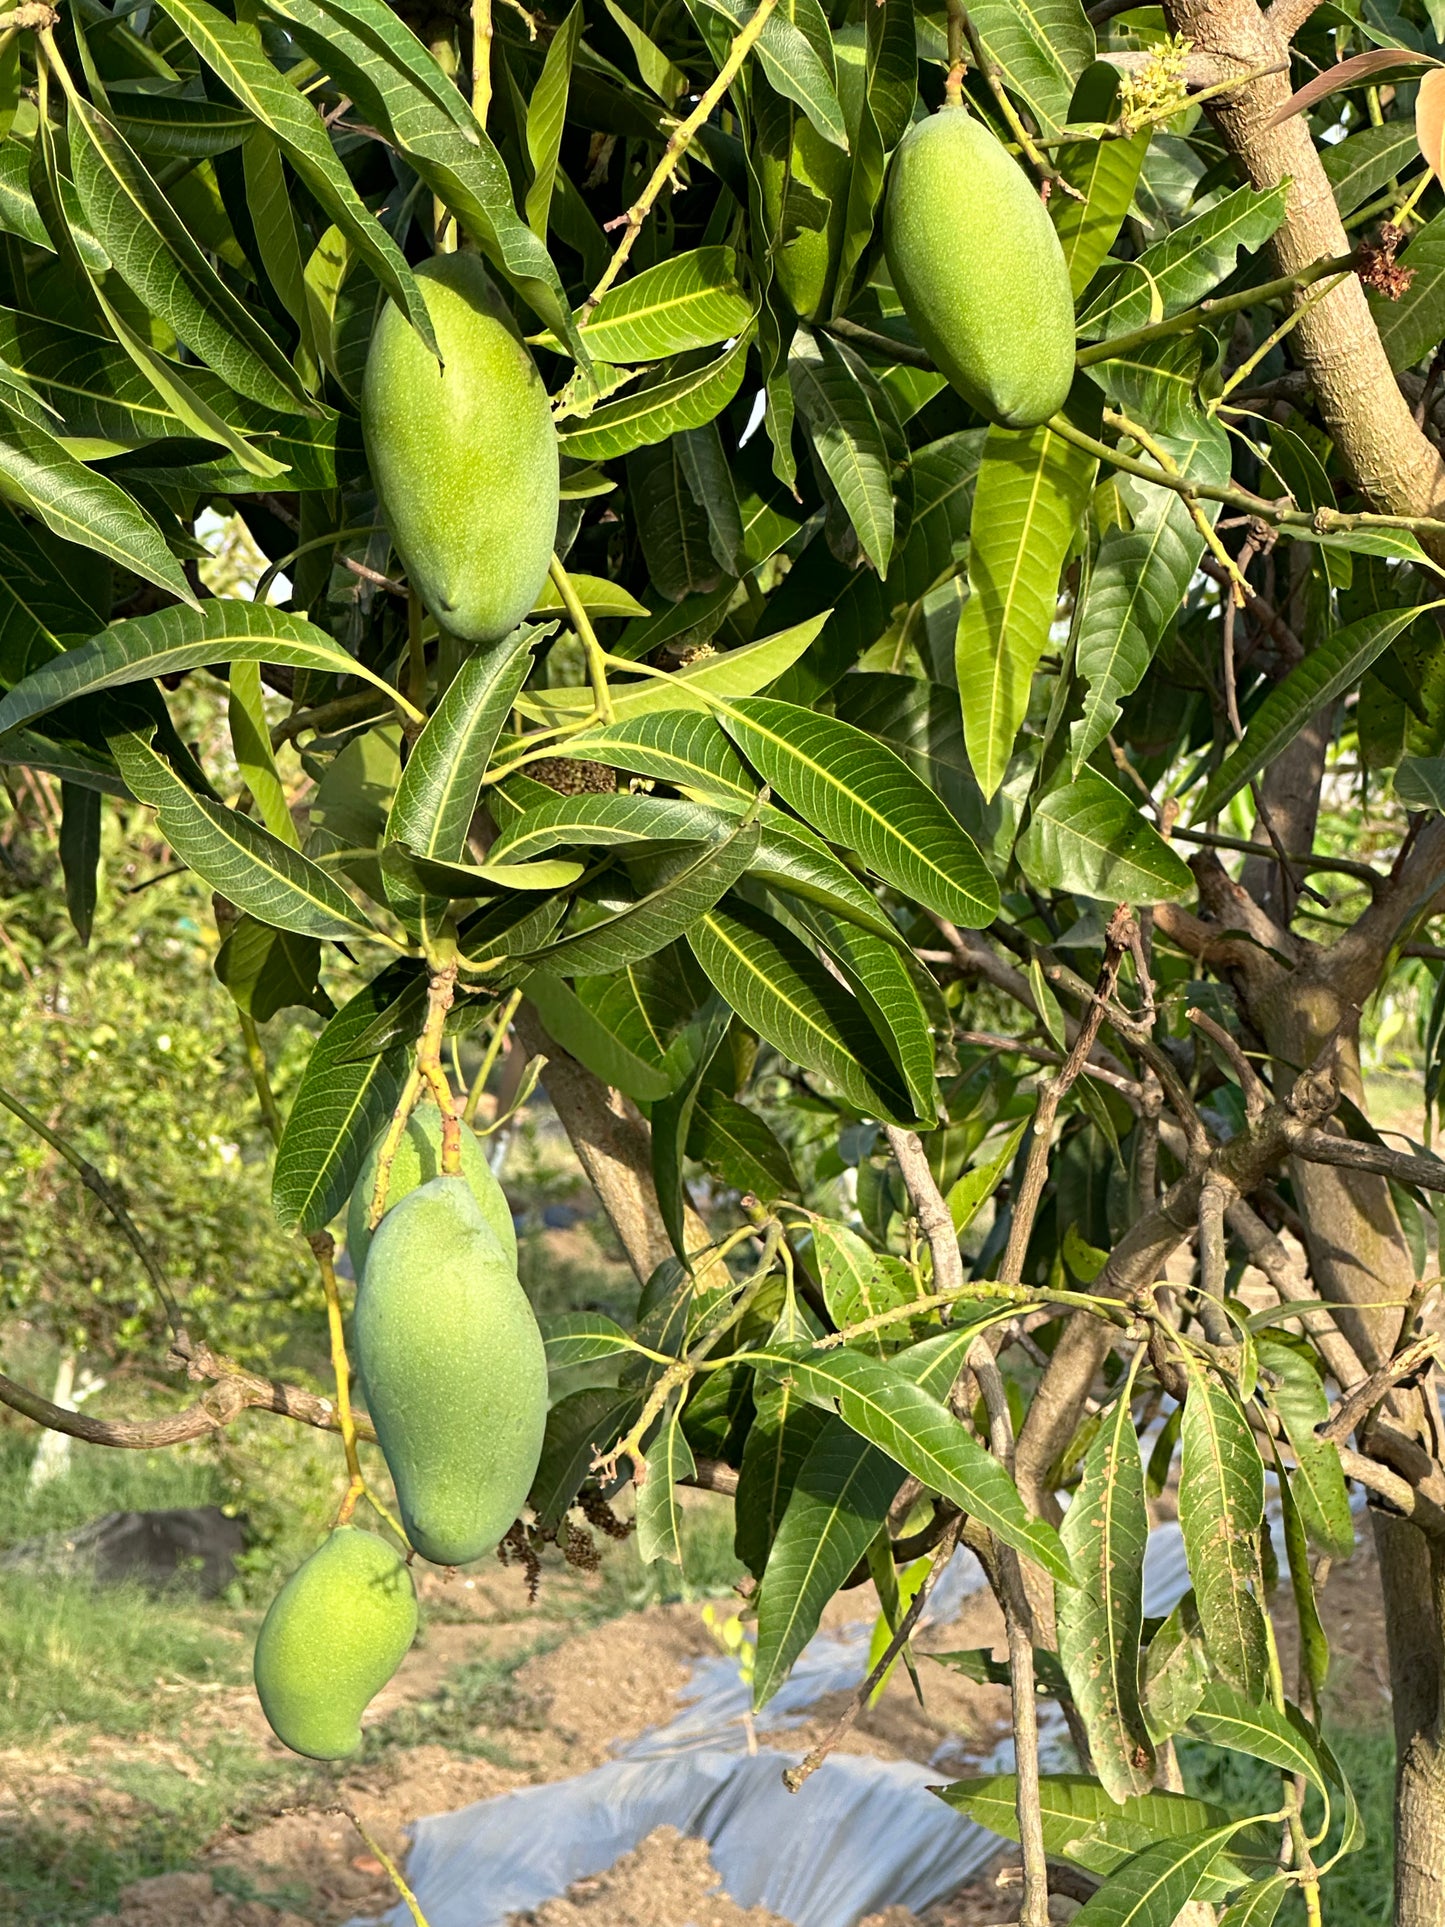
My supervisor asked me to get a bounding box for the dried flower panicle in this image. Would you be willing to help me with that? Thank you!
[528,757,619,795]
[1357,222,1416,300]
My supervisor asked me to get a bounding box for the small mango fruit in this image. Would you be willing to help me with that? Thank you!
[361,253,559,643]
[758,25,868,321]
[354,1175,547,1568]
[883,107,1075,429]
[253,1526,416,1759]
[347,1104,516,1280]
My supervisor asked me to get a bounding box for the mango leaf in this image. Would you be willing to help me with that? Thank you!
[734,1378,831,1579]
[111,91,254,160]
[521,811,761,977]
[948,1120,1027,1235]
[1077,184,1290,341]
[748,814,904,944]
[790,326,894,575]
[0,598,407,736]
[1071,414,1230,772]
[59,779,100,945]
[956,410,1098,800]
[541,1310,641,1369]
[1053,132,1150,298]
[811,1219,916,1355]
[1273,1438,1330,1703]
[532,573,650,618]
[491,791,727,862]
[625,437,722,601]
[383,626,538,933]
[687,1087,799,1199]
[525,968,675,1102]
[1018,773,1193,904]
[559,332,752,461]
[1218,1876,1292,1927]
[66,94,309,416]
[701,0,846,148]
[530,1386,645,1528]
[934,1774,1228,1877]
[1070,1821,1262,1927]
[756,1340,1072,1584]
[1257,1338,1354,1559]
[154,0,437,354]
[719,698,998,927]
[1058,1392,1155,1801]
[792,901,937,1123]
[0,401,193,603]
[752,1328,982,1704]
[1322,120,1419,216]
[635,1401,697,1564]
[519,615,828,725]
[271,962,419,1231]
[214,915,329,1022]
[687,898,919,1122]
[1195,606,1427,819]
[1143,1593,1209,1742]
[1179,1367,1269,1700]
[524,0,582,240]
[967,0,1094,139]
[561,710,757,802]
[1188,1682,1329,1801]
[547,248,753,362]
[110,728,377,941]
[380,844,584,899]
[1396,755,1445,810]
[228,657,296,847]
[650,995,733,1265]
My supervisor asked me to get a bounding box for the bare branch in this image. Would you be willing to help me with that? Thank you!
[1293,1129,1445,1194]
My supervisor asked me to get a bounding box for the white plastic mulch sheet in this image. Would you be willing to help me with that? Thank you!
[362,1523,1206,1927]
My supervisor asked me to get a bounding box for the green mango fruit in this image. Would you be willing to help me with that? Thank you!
[758,26,867,321]
[354,1174,547,1567]
[346,1103,516,1280]
[361,252,559,643]
[253,1526,416,1759]
[883,107,1076,429]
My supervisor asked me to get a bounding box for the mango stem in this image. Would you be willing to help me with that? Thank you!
[418,961,463,1175]
[463,987,522,1125]
[311,1232,366,1524]
[368,1064,424,1232]
[548,554,614,723]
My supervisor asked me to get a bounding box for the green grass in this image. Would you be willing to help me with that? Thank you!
[1179,1726,1396,1924]
[0,1429,229,1549]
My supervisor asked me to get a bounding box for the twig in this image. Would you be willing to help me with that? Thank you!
[311,1231,370,1529]
[471,0,492,127]
[1075,252,1359,368]
[463,987,521,1126]
[368,1065,424,1232]
[1001,909,1133,1284]
[0,1080,184,1339]
[1173,825,1383,890]
[1318,1336,1440,1445]
[953,0,1082,199]
[295,1808,433,1927]
[1292,1130,1445,1194]
[239,1012,284,1144]
[581,0,780,319]
[548,554,614,722]
[1188,1006,1271,1118]
[417,962,462,1173]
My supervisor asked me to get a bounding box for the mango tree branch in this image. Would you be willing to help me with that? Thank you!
[582,0,780,318]
[1292,1130,1445,1194]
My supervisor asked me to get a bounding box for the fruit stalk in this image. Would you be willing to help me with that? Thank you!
[309,1230,367,1526]
[368,1064,424,1231]
[417,960,463,1176]
[548,553,615,723]
[463,986,522,1125]
[582,0,780,318]
[950,0,1080,200]
[471,0,493,128]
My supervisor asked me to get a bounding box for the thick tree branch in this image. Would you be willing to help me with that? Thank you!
[1293,1129,1445,1194]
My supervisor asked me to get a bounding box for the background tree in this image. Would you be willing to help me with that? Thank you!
[3,0,1445,1917]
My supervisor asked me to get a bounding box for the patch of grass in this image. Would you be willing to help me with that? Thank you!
[0,1430,228,1550]
[1179,1725,1395,1923]
[365,1640,558,1763]
[0,1571,247,1747]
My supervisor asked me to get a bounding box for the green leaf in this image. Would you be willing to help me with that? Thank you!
[1218,1875,1292,1927]
[934,1773,1227,1878]
[383,626,538,934]
[1373,206,1445,371]
[559,333,753,461]
[1143,1593,1209,1742]
[1257,1338,1354,1559]
[271,962,418,1231]
[752,1328,980,1704]
[1053,132,1150,298]
[541,1310,640,1369]
[554,248,753,362]
[521,811,762,978]
[110,91,255,160]
[757,1340,1073,1583]
[1322,120,1418,216]
[794,902,937,1125]
[651,996,733,1264]
[109,728,377,941]
[59,779,100,945]
[1071,415,1231,772]
[635,1400,697,1564]
[228,657,296,847]
[1058,1391,1155,1801]
[600,0,688,101]
[687,1087,799,1199]
[1179,1367,1269,1700]
[0,598,406,737]
[966,0,1094,138]
[1195,606,1427,819]
[789,326,894,575]
[66,94,309,416]
[701,0,846,148]
[524,0,582,240]
[526,968,675,1102]
[519,616,828,725]
[811,1218,920,1356]
[154,0,439,357]
[734,1378,831,1579]
[1018,773,1193,903]
[1078,183,1290,340]
[1188,1682,1329,1801]
[1273,1437,1330,1703]
[956,410,1099,799]
[214,915,330,1022]
[242,129,319,377]
[748,814,904,944]
[719,697,999,927]
[1070,1821,1262,1927]
[0,400,193,603]
[530,1386,645,1528]
[687,898,919,1123]
[947,1120,1027,1235]
[561,710,757,801]
[531,573,650,619]
[491,790,727,862]
[1396,755,1445,810]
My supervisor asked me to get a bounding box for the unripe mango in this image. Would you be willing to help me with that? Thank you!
[758,26,867,321]
[883,108,1075,429]
[354,1175,547,1567]
[253,1526,416,1759]
[361,253,559,643]
[346,1104,517,1280]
